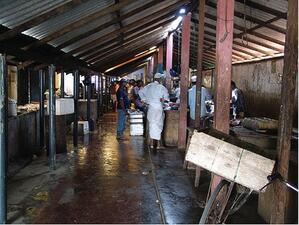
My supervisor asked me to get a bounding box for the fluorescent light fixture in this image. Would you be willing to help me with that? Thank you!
[170,16,183,31]
[179,8,186,14]
[135,50,148,57]
[149,46,156,51]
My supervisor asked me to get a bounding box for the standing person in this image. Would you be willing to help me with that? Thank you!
[132,80,144,111]
[127,79,136,107]
[231,81,245,119]
[139,73,169,150]
[188,75,212,127]
[116,79,130,140]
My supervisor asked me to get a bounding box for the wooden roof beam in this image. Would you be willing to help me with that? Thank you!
[193,12,285,50]
[66,0,188,56]
[235,0,287,19]
[91,32,165,65]
[57,0,164,49]
[93,39,163,71]
[82,16,176,61]
[23,0,135,50]
[206,1,286,34]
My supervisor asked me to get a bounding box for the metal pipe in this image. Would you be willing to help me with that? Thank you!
[73,70,79,147]
[39,69,45,150]
[61,69,65,98]
[87,75,91,122]
[105,77,108,112]
[100,75,104,113]
[97,74,100,120]
[0,54,7,223]
[48,65,56,170]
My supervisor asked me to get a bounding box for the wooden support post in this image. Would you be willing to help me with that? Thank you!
[194,0,205,129]
[0,54,7,223]
[158,45,164,65]
[166,33,173,91]
[211,0,235,192]
[178,12,191,149]
[271,0,298,223]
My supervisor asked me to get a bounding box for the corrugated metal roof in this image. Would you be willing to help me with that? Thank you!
[23,0,114,39]
[0,0,289,72]
[0,0,69,28]
[50,14,116,47]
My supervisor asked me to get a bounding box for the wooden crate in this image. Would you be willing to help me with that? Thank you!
[185,132,275,192]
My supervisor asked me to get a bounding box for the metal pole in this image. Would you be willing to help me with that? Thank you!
[100,75,104,114]
[87,75,91,122]
[61,69,65,98]
[105,77,108,112]
[97,74,100,120]
[107,77,111,110]
[73,70,79,147]
[0,54,7,223]
[48,65,56,170]
[39,69,45,150]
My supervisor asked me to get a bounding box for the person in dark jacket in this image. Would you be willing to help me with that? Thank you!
[231,81,245,119]
[116,79,130,140]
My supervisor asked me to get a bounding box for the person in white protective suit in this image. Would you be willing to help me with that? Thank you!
[139,73,169,150]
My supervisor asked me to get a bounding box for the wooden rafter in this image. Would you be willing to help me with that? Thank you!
[206,1,286,34]
[86,18,176,63]
[65,0,188,56]
[57,0,163,49]
[22,0,135,50]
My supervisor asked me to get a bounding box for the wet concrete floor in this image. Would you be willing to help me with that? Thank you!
[7,116,265,224]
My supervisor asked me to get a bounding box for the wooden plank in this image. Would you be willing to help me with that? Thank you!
[23,0,135,50]
[236,150,275,191]
[271,0,298,223]
[178,12,191,149]
[0,0,88,42]
[185,132,275,191]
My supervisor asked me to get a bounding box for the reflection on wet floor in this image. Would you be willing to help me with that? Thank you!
[7,121,205,224]
[7,119,264,224]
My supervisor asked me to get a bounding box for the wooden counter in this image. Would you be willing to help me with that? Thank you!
[8,111,40,161]
[163,110,179,147]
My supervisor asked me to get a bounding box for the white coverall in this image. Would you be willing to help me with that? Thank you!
[139,81,169,140]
